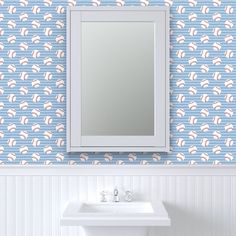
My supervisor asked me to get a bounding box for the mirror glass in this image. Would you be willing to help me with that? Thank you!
[81,22,154,136]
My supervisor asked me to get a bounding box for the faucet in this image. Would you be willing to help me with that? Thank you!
[113,188,119,202]
[100,191,108,202]
[124,190,133,202]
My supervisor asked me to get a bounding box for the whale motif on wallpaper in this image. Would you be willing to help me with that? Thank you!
[0,0,235,165]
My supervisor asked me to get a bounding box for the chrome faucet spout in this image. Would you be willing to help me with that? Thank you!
[113,188,119,202]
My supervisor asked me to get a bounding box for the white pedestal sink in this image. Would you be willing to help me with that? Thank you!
[61,201,171,236]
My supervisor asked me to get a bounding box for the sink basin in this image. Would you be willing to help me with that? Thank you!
[79,202,154,214]
[61,201,170,226]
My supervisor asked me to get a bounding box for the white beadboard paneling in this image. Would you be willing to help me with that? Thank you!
[0,167,236,236]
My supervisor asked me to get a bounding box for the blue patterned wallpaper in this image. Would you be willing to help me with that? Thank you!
[0,0,235,165]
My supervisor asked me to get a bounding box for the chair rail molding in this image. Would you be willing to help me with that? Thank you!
[0,165,236,176]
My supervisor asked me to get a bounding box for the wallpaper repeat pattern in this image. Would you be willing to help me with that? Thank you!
[0,0,235,165]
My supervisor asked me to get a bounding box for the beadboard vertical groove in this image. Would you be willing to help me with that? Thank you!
[232,176,236,236]
[0,176,6,236]
[0,169,236,236]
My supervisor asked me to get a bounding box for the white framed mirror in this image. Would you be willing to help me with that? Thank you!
[67,7,169,152]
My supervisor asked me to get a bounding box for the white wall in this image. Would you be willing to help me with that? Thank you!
[0,166,235,236]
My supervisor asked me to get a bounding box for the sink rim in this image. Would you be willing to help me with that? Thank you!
[61,201,171,227]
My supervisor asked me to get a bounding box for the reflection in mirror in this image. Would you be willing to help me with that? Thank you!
[81,22,154,136]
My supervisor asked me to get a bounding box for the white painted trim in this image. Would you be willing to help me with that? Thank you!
[71,6,169,11]
[66,6,71,152]
[0,165,236,176]
[69,146,170,152]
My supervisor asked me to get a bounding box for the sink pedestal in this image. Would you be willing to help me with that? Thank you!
[83,226,148,236]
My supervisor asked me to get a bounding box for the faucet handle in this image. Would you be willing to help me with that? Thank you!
[124,190,133,202]
[100,190,108,202]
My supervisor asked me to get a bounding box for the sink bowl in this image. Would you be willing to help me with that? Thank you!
[61,201,170,227]
[79,202,154,214]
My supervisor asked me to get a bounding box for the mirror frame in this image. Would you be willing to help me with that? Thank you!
[67,7,170,152]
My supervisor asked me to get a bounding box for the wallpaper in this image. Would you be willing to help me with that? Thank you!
[0,0,235,165]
